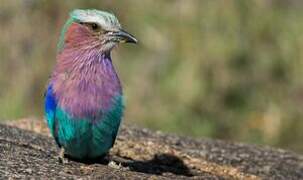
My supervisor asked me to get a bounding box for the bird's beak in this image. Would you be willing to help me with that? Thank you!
[111,29,138,44]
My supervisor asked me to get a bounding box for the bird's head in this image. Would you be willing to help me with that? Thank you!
[58,9,137,53]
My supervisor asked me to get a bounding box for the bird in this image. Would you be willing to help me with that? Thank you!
[44,9,137,161]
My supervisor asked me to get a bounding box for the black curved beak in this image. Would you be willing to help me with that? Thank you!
[113,29,138,44]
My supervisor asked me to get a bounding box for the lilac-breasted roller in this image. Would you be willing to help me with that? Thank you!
[44,9,137,161]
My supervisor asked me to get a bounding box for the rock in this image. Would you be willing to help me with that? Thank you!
[0,123,302,179]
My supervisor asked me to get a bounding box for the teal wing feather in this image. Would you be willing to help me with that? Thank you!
[91,95,124,157]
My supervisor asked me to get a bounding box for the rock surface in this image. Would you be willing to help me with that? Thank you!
[0,120,303,179]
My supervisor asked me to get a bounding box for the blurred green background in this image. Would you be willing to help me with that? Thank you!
[0,0,303,153]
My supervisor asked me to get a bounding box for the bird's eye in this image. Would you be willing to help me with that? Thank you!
[91,23,100,31]
[79,22,103,32]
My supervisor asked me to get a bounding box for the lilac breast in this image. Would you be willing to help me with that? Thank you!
[51,49,122,119]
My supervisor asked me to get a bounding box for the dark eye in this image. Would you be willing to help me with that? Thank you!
[91,23,99,31]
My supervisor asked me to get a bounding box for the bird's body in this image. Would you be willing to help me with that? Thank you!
[44,9,137,159]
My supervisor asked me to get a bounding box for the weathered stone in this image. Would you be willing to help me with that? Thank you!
[0,123,302,179]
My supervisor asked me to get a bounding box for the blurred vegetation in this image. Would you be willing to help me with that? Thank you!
[0,0,303,153]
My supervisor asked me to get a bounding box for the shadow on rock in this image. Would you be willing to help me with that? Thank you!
[64,153,193,176]
[118,153,193,177]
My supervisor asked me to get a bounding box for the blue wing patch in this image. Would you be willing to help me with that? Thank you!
[44,85,60,147]
[45,85,57,116]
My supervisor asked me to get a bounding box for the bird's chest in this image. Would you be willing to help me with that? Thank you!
[52,69,122,119]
